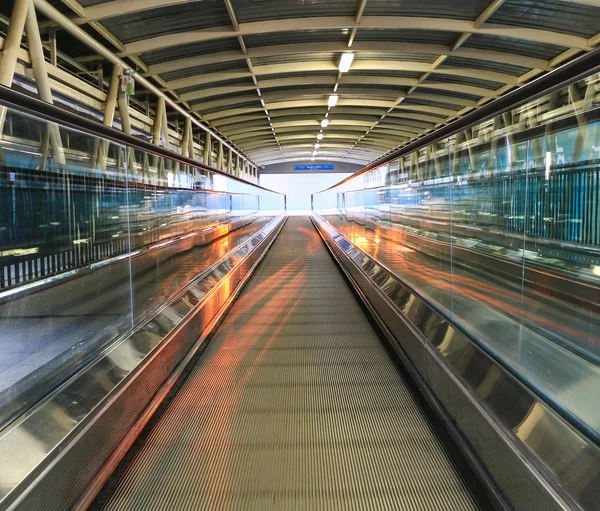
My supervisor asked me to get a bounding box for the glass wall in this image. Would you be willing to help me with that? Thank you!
[0,103,284,427]
[313,72,600,437]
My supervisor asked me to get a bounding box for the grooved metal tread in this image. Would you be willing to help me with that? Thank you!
[102,217,479,510]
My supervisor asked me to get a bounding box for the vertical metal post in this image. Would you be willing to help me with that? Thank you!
[160,97,169,149]
[117,89,134,179]
[0,0,29,86]
[147,97,162,179]
[96,63,104,90]
[182,117,191,157]
[487,116,501,176]
[227,147,233,174]
[185,118,195,159]
[48,27,57,66]
[463,127,476,174]
[104,64,120,127]
[39,125,50,170]
[160,101,169,182]
[0,0,30,148]
[25,0,65,165]
[117,92,131,134]
[152,96,165,146]
[203,131,211,166]
[217,140,224,171]
[96,63,120,171]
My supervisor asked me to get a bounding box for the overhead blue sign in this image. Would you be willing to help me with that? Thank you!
[294,164,335,170]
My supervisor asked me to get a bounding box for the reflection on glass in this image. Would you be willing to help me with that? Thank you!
[0,104,284,427]
[313,72,600,438]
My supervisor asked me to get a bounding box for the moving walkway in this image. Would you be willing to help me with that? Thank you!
[93,217,489,510]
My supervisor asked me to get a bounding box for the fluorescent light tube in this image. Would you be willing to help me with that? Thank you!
[339,52,354,73]
[317,133,323,140]
[321,119,329,128]
[328,94,339,107]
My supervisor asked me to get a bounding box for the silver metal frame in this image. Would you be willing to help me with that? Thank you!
[312,212,600,511]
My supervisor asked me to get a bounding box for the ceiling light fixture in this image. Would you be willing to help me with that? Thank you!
[333,83,339,92]
[317,133,324,140]
[339,52,355,73]
[313,150,318,156]
[328,94,339,107]
[321,119,329,128]
[315,143,320,149]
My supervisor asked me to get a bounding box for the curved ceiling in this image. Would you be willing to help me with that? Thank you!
[43,0,600,166]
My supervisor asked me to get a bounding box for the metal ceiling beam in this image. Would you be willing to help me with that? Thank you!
[147,41,548,76]
[198,91,395,112]
[252,152,379,163]
[166,61,518,90]
[227,124,421,140]
[197,89,477,113]
[179,76,499,103]
[473,0,507,28]
[71,0,600,24]
[239,131,411,145]
[204,100,459,121]
[215,110,442,129]
[254,154,371,165]
[255,156,369,165]
[121,17,593,56]
[251,147,379,158]
[251,147,376,156]
[244,138,400,151]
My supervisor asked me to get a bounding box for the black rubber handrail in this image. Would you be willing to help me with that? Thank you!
[316,46,600,194]
[0,85,283,196]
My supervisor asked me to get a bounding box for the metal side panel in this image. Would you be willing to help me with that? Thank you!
[0,215,286,511]
[100,217,482,511]
[311,213,600,511]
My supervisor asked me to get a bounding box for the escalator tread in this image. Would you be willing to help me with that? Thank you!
[102,217,479,510]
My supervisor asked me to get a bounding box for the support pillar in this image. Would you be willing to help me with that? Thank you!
[96,64,120,171]
[0,0,29,156]
[227,147,233,174]
[48,27,57,66]
[0,0,29,85]
[159,97,170,182]
[117,89,136,180]
[25,0,65,165]
[152,96,165,146]
[216,141,224,171]
[203,132,211,166]
[182,117,194,159]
